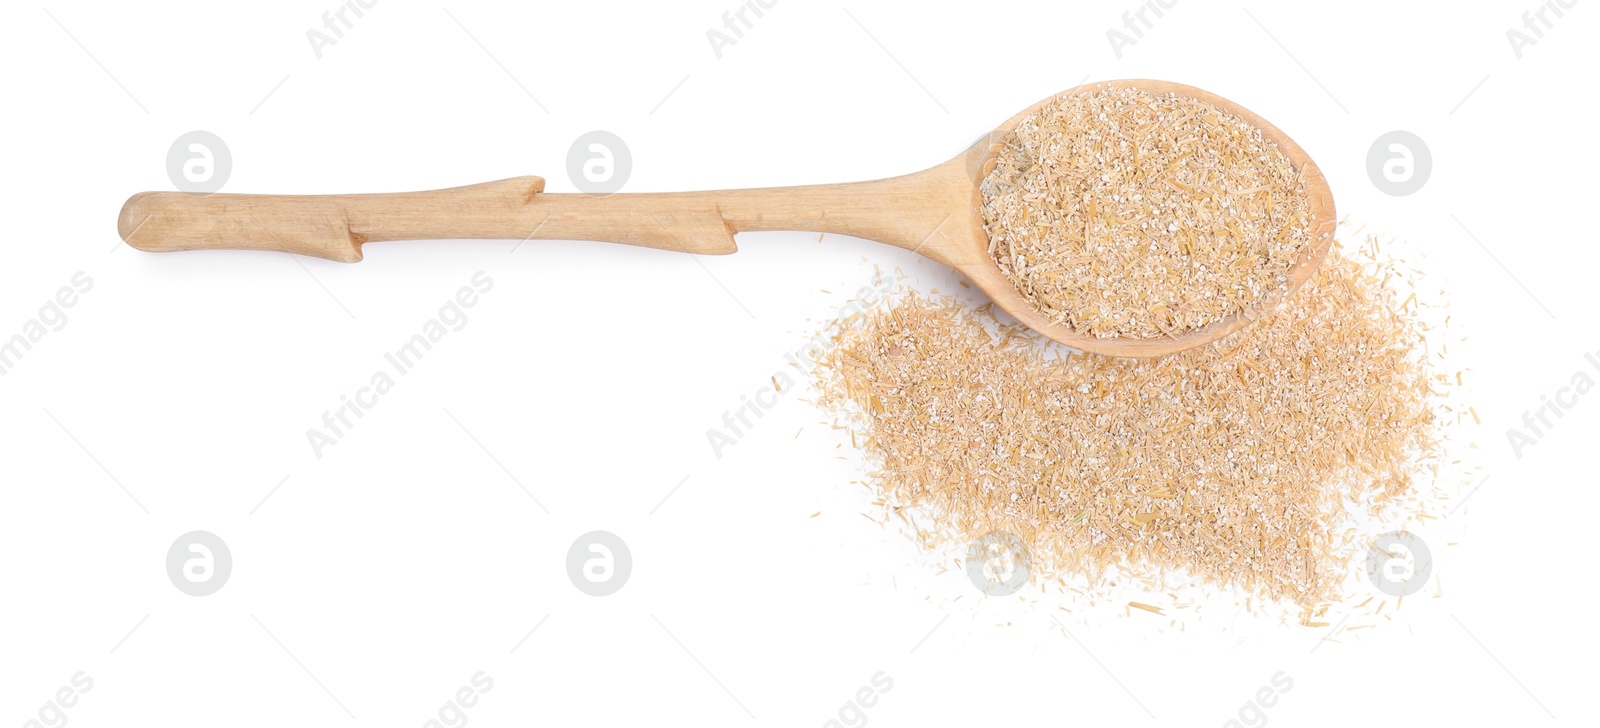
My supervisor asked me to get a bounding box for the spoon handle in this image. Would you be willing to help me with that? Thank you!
[118,169,966,263]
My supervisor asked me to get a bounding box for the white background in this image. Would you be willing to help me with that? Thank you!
[3,1,1597,726]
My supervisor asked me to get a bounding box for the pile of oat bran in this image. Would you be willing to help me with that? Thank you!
[814,241,1447,610]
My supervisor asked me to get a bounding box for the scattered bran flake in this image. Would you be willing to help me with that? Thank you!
[814,240,1445,612]
[979,84,1313,340]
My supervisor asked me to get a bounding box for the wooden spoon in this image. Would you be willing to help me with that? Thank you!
[118,79,1334,358]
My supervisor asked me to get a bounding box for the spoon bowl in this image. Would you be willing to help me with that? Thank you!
[119,79,1334,358]
[951,79,1337,357]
